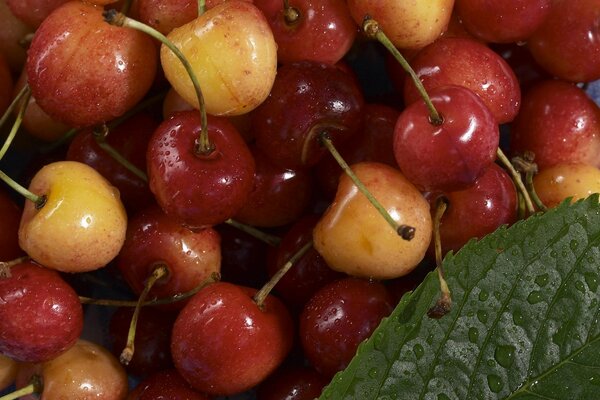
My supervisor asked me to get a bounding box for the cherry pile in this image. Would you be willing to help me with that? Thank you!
[0,0,599,399]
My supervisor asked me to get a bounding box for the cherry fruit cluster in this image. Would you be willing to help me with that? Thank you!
[0,0,598,399]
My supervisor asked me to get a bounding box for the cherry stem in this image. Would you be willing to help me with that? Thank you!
[198,0,206,15]
[253,241,313,309]
[224,219,281,246]
[0,256,30,278]
[120,264,168,365]
[92,124,148,183]
[0,84,30,137]
[362,17,442,126]
[496,148,535,215]
[319,131,415,240]
[427,196,452,319]
[0,375,42,400]
[0,86,31,162]
[102,10,214,156]
[512,153,548,212]
[79,272,220,307]
[0,169,45,207]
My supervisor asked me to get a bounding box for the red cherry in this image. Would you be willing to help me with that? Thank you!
[394,85,500,192]
[128,369,210,400]
[0,261,83,363]
[256,365,328,400]
[171,282,294,396]
[5,0,69,28]
[147,111,256,228]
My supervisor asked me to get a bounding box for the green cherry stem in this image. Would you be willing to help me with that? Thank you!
[253,241,313,309]
[0,87,31,161]
[0,375,42,400]
[496,148,535,215]
[0,169,45,207]
[120,264,168,365]
[362,17,442,126]
[92,124,148,183]
[0,84,30,135]
[103,10,214,155]
[512,153,548,212]
[224,219,282,247]
[319,131,416,240]
[198,0,206,15]
[427,196,452,319]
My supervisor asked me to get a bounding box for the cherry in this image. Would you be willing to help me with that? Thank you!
[256,365,328,400]
[533,163,600,209]
[147,111,256,228]
[509,79,600,170]
[26,1,158,127]
[0,0,32,73]
[253,61,365,169]
[5,0,69,28]
[0,187,23,261]
[429,163,518,255]
[116,204,221,303]
[394,85,500,192]
[527,0,600,83]
[16,339,129,400]
[402,37,521,124]
[128,369,210,400]
[299,277,394,377]
[314,162,432,280]
[171,281,294,396]
[455,0,551,43]
[0,260,83,363]
[133,0,198,35]
[254,0,358,64]
[109,307,176,378]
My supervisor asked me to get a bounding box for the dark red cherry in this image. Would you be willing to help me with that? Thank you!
[128,369,210,400]
[256,365,328,400]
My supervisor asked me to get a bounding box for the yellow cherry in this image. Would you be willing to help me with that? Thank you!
[313,162,432,280]
[18,161,127,273]
[161,0,277,116]
[533,163,600,208]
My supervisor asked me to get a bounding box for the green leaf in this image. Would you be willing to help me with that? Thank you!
[320,195,600,400]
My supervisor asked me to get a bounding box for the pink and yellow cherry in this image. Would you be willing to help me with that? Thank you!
[26,1,157,127]
[161,0,277,116]
[252,61,365,169]
[403,37,521,124]
[171,282,294,396]
[16,339,129,400]
[299,277,394,377]
[0,187,23,261]
[0,0,32,72]
[533,163,600,209]
[19,161,127,273]
[394,85,500,192]
[347,0,454,49]
[128,369,210,400]
[528,0,600,83]
[510,80,600,170]
[455,0,551,43]
[116,204,221,304]
[0,261,83,363]
[254,0,357,64]
[0,354,18,392]
[147,111,255,228]
[313,162,432,280]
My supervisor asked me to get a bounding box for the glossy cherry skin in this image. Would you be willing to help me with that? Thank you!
[403,37,521,124]
[171,282,294,396]
[147,111,256,228]
[509,80,600,170]
[253,61,365,169]
[67,112,158,212]
[256,365,328,400]
[254,0,357,64]
[116,204,221,303]
[429,163,518,255]
[233,147,314,228]
[16,339,128,400]
[0,187,23,261]
[533,163,600,209]
[5,0,69,28]
[128,369,210,400]
[394,85,500,192]
[455,0,551,43]
[528,0,600,82]
[299,277,394,377]
[0,261,83,363]
[109,307,176,378]
[26,1,157,127]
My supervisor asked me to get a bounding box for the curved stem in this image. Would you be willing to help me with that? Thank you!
[511,153,548,212]
[496,148,535,215]
[120,264,168,365]
[224,219,281,247]
[427,196,452,319]
[362,17,442,126]
[103,10,214,155]
[92,125,148,183]
[0,169,44,206]
[253,241,313,308]
[0,256,30,278]
[0,84,30,135]
[0,88,31,161]
[319,132,415,240]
